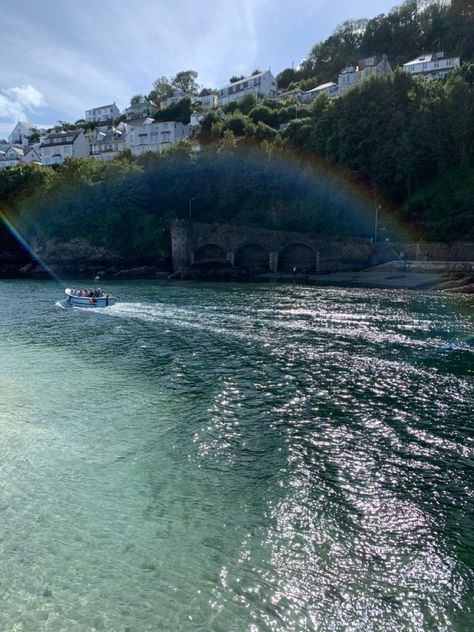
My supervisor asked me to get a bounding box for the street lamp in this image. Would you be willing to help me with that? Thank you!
[374,204,380,243]
[188,197,195,222]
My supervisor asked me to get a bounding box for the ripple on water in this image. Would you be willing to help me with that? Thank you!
[0,280,472,631]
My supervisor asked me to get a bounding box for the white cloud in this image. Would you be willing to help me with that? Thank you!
[0,84,46,122]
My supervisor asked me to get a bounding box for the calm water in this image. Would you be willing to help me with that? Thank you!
[0,279,473,631]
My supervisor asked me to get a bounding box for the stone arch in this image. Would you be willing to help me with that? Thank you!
[278,243,316,272]
[234,243,269,271]
[194,243,227,263]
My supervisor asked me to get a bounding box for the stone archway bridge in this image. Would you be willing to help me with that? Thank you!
[171,220,373,273]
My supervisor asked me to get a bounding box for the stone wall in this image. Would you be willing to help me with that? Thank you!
[401,242,474,262]
[171,220,373,273]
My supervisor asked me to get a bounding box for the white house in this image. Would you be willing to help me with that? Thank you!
[8,121,39,148]
[276,88,304,102]
[194,91,218,109]
[0,145,24,169]
[40,130,89,165]
[128,121,190,156]
[403,52,460,80]
[161,91,186,108]
[23,146,42,164]
[90,127,127,161]
[338,54,392,94]
[189,111,205,130]
[85,102,120,124]
[218,71,278,106]
[301,82,339,103]
[125,99,159,121]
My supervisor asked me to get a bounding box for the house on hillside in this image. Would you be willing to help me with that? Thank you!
[40,130,89,165]
[337,54,392,94]
[194,90,218,109]
[85,102,120,123]
[403,51,460,80]
[128,120,190,156]
[161,91,186,109]
[8,121,39,148]
[189,111,205,130]
[125,99,159,121]
[218,71,278,106]
[301,82,339,103]
[23,146,42,164]
[90,127,127,161]
[276,88,304,102]
[0,145,24,169]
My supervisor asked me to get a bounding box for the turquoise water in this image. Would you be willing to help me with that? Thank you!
[0,279,473,631]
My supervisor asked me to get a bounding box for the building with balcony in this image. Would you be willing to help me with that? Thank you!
[338,54,392,94]
[218,71,277,106]
[89,127,127,161]
[128,121,189,156]
[125,99,159,121]
[403,52,460,80]
[301,82,339,103]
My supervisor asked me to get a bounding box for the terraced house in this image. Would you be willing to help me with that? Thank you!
[40,130,89,166]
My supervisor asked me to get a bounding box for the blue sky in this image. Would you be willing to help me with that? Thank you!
[0,0,398,137]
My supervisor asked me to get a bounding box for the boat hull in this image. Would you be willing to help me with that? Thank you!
[65,289,116,308]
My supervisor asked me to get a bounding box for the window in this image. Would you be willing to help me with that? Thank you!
[138,133,148,144]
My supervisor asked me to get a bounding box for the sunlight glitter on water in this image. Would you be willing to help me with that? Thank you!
[0,280,472,630]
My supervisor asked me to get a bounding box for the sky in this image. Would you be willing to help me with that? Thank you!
[0,0,399,138]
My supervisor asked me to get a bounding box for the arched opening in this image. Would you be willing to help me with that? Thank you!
[234,244,269,272]
[278,243,316,272]
[194,244,227,264]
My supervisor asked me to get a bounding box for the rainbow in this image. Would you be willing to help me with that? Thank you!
[0,206,64,286]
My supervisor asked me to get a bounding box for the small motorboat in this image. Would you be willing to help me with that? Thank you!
[64,288,117,308]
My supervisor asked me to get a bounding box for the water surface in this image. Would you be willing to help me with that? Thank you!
[0,280,473,631]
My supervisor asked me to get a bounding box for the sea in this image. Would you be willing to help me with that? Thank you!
[0,279,473,631]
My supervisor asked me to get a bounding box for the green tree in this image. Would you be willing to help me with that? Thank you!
[151,76,173,102]
[130,94,145,105]
[223,111,248,136]
[276,67,299,90]
[248,105,279,128]
[172,70,199,95]
[154,97,193,124]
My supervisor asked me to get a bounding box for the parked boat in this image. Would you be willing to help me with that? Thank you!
[64,288,117,308]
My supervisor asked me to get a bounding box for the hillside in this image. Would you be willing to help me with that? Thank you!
[1,0,474,267]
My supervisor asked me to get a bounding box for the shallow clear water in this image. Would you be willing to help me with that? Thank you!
[0,279,473,631]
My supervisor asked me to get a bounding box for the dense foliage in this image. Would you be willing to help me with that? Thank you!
[1,0,474,264]
[277,0,474,89]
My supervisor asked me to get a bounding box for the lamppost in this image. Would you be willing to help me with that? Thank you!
[374,204,380,243]
[188,197,195,222]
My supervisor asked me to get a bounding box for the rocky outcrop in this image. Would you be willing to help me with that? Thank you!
[1,238,171,279]
[433,274,474,294]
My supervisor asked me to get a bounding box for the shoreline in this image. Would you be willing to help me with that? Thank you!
[1,265,474,293]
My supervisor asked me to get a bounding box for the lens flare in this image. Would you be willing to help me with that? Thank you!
[0,206,64,286]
